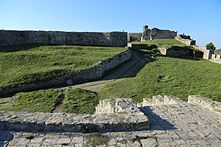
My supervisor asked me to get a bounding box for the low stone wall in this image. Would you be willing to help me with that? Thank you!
[175,36,196,46]
[0,98,149,132]
[143,95,183,106]
[0,30,128,48]
[159,46,194,58]
[210,54,221,64]
[0,112,148,133]
[128,33,142,42]
[95,98,140,114]
[128,43,157,50]
[0,50,131,96]
[188,95,221,114]
[143,95,221,115]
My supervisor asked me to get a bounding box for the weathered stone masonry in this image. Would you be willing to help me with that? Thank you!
[0,98,149,133]
[128,25,177,42]
[1,96,221,146]
[0,50,131,96]
[0,30,128,47]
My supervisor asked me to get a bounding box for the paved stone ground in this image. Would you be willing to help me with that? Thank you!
[1,101,221,147]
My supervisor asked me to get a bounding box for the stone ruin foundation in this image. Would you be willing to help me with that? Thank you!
[1,96,221,146]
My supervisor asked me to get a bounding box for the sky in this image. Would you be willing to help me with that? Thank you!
[0,0,221,48]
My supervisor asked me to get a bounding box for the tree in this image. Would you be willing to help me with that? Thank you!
[206,42,216,51]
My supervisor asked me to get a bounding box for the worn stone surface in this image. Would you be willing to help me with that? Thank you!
[1,96,221,146]
[188,95,221,114]
[0,112,149,133]
[0,98,149,132]
[95,98,140,114]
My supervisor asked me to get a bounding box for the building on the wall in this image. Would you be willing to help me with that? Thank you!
[128,33,142,42]
[128,25,177,42]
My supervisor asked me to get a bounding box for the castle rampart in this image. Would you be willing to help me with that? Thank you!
[0,30,128,47]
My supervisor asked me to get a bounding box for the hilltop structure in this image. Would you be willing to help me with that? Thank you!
[128,25,177,42]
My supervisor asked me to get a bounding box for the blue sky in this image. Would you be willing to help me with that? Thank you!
[1,0,221,48]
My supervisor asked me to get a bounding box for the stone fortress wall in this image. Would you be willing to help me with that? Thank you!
[128,25,177,42]
[175,34,196,46]
[173,33,221,64]
[0,30,128,47]
[194,45,221,64]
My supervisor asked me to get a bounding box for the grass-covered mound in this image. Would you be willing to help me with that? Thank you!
[100,57,221,102]
[133,39,185,47]
[0,45,126,89]
[61,88,99,114]
[0,89,60,112]
[0,88,99,114]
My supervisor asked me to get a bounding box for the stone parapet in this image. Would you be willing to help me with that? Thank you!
[175,36,196,46]
[188,95,221,114]
[95,98,140,114]
[0,30,128,48]
[0,98,149,132]
[143,95,183,106]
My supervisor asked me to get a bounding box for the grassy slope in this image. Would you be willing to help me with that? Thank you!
[100,57,221,102]
[0,45,126,88]
[133,39,186,47]
[0,89,59,112]
[61,88,99,114]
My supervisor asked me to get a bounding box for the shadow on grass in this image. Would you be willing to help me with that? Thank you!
[0,44,43,52]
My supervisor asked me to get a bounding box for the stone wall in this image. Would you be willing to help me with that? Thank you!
[196,47,221,64]
[129,25,177,42]
[210,53,221,64]
[175,35,196,46]
[143,95,183,106]
[188,95,221,114]
[0,30,128,47]
[150,28,177,40]
[159,46,194,58]
[141,25,177,41]
[128,43,157,50]
[0,98,149,132]
[128,33,142,42]
[0,50,131,96]
[95,98,140,114]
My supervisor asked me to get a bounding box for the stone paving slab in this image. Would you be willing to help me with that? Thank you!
[1,96,221,146]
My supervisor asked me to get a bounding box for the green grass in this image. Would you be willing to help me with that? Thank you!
[99,57,221,102]
[133,39,186,47]
[0,45,126,89]
[61,88,99,114]
[0,89,60,112]
[0,88,99,114]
